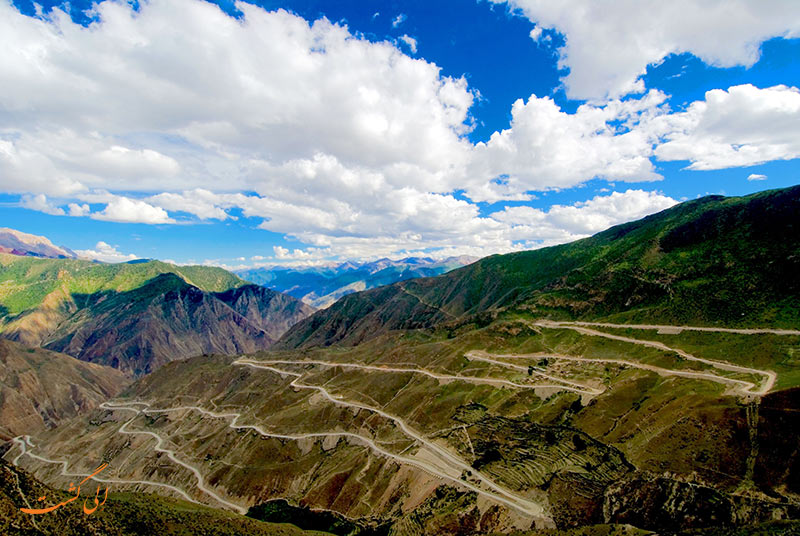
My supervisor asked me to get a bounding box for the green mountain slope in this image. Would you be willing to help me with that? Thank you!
[280,186,800,349]
[0,257,314,375]
[5,186,799,535]
[0,255,244,319]
[39,275,288,375]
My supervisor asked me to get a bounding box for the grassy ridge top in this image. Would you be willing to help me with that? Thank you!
[0,255,245,317]
[281,185,800,348]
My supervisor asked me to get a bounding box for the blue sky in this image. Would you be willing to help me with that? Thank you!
[2,0,799,266]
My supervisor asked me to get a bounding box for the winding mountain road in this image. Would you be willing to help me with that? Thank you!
[234,360,546,516]
[10,434,203,506]
[12,319,782,521]
[547,321,800,336]
[469,351,766,396]
[463,352,603,395]
[10,359,548,518]
[243,358,579,392]
[534,321,777,395]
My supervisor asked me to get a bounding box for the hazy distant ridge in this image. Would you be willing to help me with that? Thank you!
[237,255,478,309]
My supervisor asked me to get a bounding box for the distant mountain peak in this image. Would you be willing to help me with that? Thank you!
[237,255,479,309]
[0,227,77,259]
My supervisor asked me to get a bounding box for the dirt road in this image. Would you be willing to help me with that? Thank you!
[535,321,776,395]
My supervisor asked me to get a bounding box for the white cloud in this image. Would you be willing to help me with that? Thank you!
[467,90,668,201]
[1,1,797,264]
[747,173,768,181]
[0,0,474,197]
[240,189,677,263]
[490,189,677,242]
[67,203,91,217]
[20,194,65,215]
[399,35,417,54]
[654,84,800,169]
[75,241,138,263]
[392,14,407,28]
[148,189,230,220]
[493,0,800,100]
[273,245,326,260]
[92,196,175,224]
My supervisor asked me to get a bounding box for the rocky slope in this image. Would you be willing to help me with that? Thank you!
[0,228,76,259]
[279,186,800,349]
[0,257,314,375]
[0,339,128,439]
[214,284,315,341]
[12,319,800,534]
[0,459,326,536]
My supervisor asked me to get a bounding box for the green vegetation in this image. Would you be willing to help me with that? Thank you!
[281,186,800,349]
[0,254,244,318]
[0,256,311,375]
[7,187,800,535]
[580,326,800,390]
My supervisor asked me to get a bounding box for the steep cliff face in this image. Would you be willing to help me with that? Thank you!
[0,253,314,376]
[214,285,315,342]
[40,275,313,376]
[0,339,128,439]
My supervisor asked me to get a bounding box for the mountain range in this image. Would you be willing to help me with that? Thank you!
[0,255,314,375]
[280,186,800,349]
[237,256,477,309]
[3,186,800,536]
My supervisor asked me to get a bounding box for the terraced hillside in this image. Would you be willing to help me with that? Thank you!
[7,318,800,534]
[0,256,314,375]
[280,186,800,349]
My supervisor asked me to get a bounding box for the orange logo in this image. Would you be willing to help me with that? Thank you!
[21,463,110,515]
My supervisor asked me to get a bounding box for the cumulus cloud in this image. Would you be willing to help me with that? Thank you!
[148,189,230,220]
[237,189,678,264]
[75,241,138,263]
[493,0,800,99]
[490,189,677,243]
[91,196,175,224]
[1,0,797,263]
[467,90,668,201]
[0,0,474,197]
[654,84,800,169]
[392,14,407,28]
[20,194,65,216]
[67,203,91,217]
[747,174,768,181]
